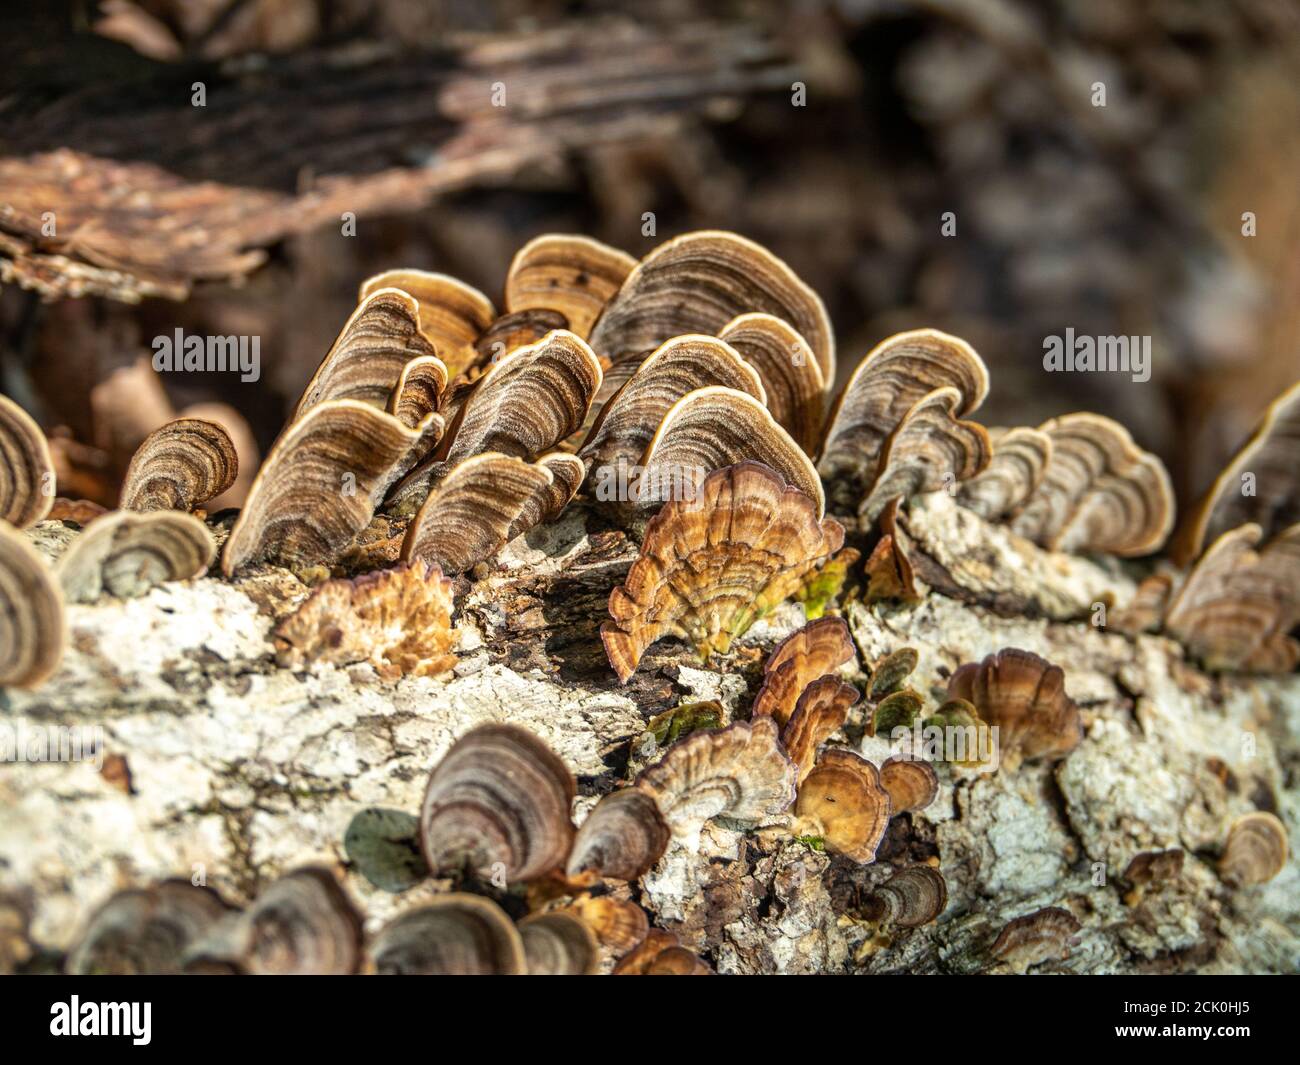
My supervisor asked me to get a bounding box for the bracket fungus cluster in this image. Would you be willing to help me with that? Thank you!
[602,461,843,682]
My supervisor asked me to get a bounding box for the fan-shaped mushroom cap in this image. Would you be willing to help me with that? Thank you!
[1109,573,1175,636]
[718,313,826,453]
[389,356,449,429]
[880,756,940,814]
[601,461,844,681]
[1177,380,1300,565]
[871,689,924,738]
[794,748,891,864]
[216,868,363,976]
[1008,413,1174,557]
[752,616,857,725]
[1123,848,1185,887]
[859,386,992,522]
[1164,523,1300,673]
[119,418,238,512]
[273,559,456,678]
[296,287,447,419]
[819,329,989,496]
[781,676,859,783]
[222,400,442,575]
[505,234,636,339]
[578,335,765,473]
[863,866,947,928]
[639,386,825,517]
[869,646,919,700]
[518,911,600,975]
[635,717,796,839]
[368,894,526,975]
[401,452,579,574]
[475,309,570,367]
[590,230,834,385]
[441,330,601,467]
[0,394,54,528]
[67,881,231,976]
[421,724,576,882]
[989,906,1081,971]
[358,269,496,381]
[947,648,1082,765]
[0,523,66,689]
[611,928,713,975]
[1218,811,1288,887]
[957,426,1052,521]
[566,788,670,883]
[561,896,649,954]
[57,510,214,603]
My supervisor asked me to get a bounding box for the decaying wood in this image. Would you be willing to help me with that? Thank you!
[0,20,793,302]
[1,492,1296,974]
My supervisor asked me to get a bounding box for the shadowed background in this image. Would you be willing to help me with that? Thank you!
[1,0,1297,512]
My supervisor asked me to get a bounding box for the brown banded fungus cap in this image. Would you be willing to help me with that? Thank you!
[222,400,442,575]
[66,882,231,976]
[401,452,581,575]
[611,928,713,975]
[1176,380,1300,565]
[1123,848,1185,887]
[358,269,496,381]
[386,330,601,513]
[367,894,526,975]
[474,309,570,367]
[988,906,1081,972]
[389,357,450,429]
[818,329,989,498]
[0,522,67,689]
[947,648,1082,766]
[718,313,827,454]
[119,418,238,513]
[518,911,601,976]
[1164,523,1300,673]
[566,788,671,883]
[578,334,765,473]
[957,426,1053,521]
[57,510,214,603]
[794,748,891,864]
[421,724,576,883]
[505,234,636,339]
[864,498,921,603]
[295,287,447,419]
[781,676,860,783]
[634,717,796,841]
[273,559,456,679]
[752,616,857,725]
[217,867,363,976]
[880,756,940,814]
[0,394,54,528]
[589,230,834,393]
[1007,413,1174,557]
[637,387,825,516]
[859,385,992,522]
[862,866,947,928]
[601,461,844,682]
[1109,573,1175,637]
[560,896,649,955]
[1218,811,1288,887]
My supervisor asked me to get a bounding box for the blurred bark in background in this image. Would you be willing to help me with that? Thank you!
[1,0,1298,511]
